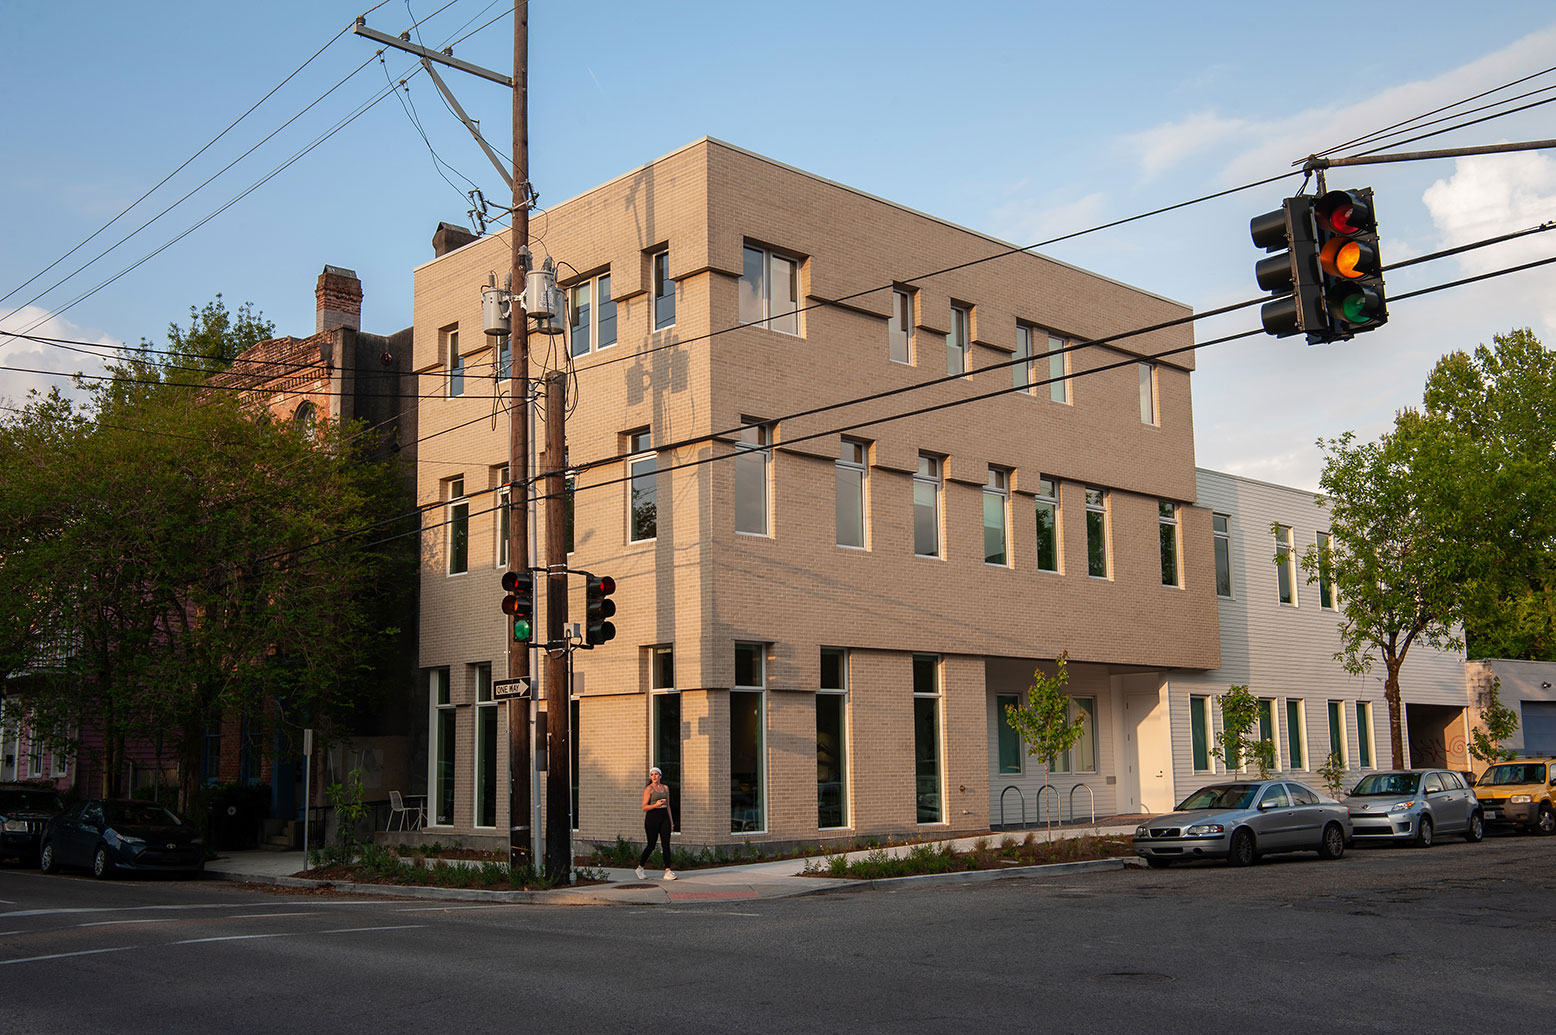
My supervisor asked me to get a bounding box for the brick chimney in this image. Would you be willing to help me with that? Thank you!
[433,221,478,257]
[316,265,362,334]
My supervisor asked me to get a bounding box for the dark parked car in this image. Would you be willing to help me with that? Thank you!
[1133,780,1352,867]
[0,785,66,864]
[40,799,205,878]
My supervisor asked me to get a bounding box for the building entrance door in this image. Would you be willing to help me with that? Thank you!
[1123,691,1172,814]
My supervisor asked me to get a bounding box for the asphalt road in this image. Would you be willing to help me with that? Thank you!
[1,833,1551,1034]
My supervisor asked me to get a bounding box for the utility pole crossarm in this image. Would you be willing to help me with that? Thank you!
[420,59,513,188]
[353,17,513,87]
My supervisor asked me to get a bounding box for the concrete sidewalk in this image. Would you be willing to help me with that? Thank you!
[206,820,1143,906]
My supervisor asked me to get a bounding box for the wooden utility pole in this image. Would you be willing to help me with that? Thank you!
[542,370,571,883]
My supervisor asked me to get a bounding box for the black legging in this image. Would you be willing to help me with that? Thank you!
[640,808,672,868]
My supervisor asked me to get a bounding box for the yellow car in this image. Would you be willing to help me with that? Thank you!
[1474,758,1556,836]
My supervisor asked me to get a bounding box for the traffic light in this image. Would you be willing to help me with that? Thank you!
[1250,195,1328,341]
[584,574,616,647]
[1313,188,1387,339]
[501,570,534,642]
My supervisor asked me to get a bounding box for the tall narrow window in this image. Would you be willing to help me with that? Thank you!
[496,465,510,567]
[652,250,676,330]
[430,669,455,826]
[739,246,800,335]
[1159,501,1180,587]
[836,438,867,549]
[564,475,575,554]
[651,646,680,832]
[1258,698,1276,768]
[1085,488,1108,578]
[628,430,656,542]
[735,422,771,536]
[818,648,849,829]
[1317,530,1338,608]
[984,467,1009,566]
[1014,325,1036,392]
[570,279,593,357]
[1138,361,1157,425]
[496,334,512,380]
[1035,477,1059,572]
[889,289,914,364]
[997,693,1022,774]
[912,654,943,823]
[731,643,766,833]
[1191,695,1211,772]
[571,697,580,831]
[1327,700,1346,765]
[913,455,942,558]
[446,477,468,575]
[474,663,497,828]
[1286,699,1307,770]
[1213,513,1232,597]
[1048,333,1069,403]
[1356,701,1374,769]
[569,274,618,354]
[1071,697,1097,772]
[1275,523,1296,605]
[948,305,970,376]
[447,329,464,398]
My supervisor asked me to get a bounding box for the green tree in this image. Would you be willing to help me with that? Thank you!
[1468,678,1520,765]
[1210,685,1275,778]
[1004,654,1086,831]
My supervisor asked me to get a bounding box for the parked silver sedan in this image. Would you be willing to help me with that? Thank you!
[1342,769,1484,846]
[1133,780,1351,868]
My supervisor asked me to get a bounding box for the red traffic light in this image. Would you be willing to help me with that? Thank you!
[1314,190,1373,236]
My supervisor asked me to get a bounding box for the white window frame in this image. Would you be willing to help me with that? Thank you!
[1085,487,1109,579]
[948,305,970,376]
[1327,699,1348,767]
[1285,698,1308,771]
[818,647,851,830]
[1014,324,1036,393]
[732,642,768,834]
[1275,523,1297,606]
[1034,477,1060,573]
[446,328,464,398]
[996,693,1023,776]
[734,421,772,537]
[1213,513,1232,598]
[1159,500,1180,587]
[913,454,943,559]
[889,289,914,364]
[1138,361,1158,425]
[494,465,510,568]
[652,250,676,330]
[428,668,455,827]
[912,653,945,824]
[569,272,617,357]
[740,246,800,335]
[983,467,1010,567]
[445,476,469,576]
[1258,697,1280,771]
[1047,333,1070,404]
[1069,696,1098,773]
[1356,701,1375,769]
[1190,695,1213,773]
[473,663,497,829]
[836,438,867,550]
[627,430,656,544]
[1316,530,1338,609]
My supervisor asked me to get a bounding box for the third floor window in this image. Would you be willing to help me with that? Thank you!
[740,247,800,335]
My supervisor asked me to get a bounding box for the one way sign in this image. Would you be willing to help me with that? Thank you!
[492,677,531,700]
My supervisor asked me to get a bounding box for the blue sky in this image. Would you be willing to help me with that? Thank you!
[4,1,1555,489]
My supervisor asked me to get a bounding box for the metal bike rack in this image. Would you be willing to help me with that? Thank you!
[1034,784,1060,830]
[998,785,1026,829]
[1069,783,1096,826]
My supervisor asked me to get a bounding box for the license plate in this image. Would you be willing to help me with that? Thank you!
[1485,810,1498,819]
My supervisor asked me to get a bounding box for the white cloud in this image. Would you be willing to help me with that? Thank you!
[1123,111,1251,183]
[0,307,116,408]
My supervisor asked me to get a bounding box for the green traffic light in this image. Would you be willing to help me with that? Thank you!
[513,618,532,641]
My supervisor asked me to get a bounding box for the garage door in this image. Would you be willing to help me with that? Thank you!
[1522,701,1556,756]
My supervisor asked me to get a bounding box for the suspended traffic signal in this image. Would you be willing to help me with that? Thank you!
[501,570,534,642]
[584,574,616,647]
[1250,196,1328,341]
[1313,188,1387,339]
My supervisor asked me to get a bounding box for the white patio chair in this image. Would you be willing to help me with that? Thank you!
[388,790,423,831]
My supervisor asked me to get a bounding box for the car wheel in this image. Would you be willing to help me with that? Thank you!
[1228,828,1257,867]
[1538,805,1555,836]
[92,845,114,879]
[1465,811,1485,843]
[39,841,57,874]
[1413,815,1434,848]
[1318,822,1346,860]
[1145,858,1171,869]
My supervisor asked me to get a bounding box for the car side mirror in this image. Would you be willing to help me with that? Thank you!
[1259,799,1280,810]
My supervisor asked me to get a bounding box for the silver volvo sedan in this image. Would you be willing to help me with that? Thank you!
[1133,780,1352,868]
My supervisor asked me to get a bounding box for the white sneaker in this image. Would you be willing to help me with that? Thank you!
[663,869,677,880]
[634,866,646,880]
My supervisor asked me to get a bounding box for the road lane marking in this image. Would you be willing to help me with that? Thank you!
[320,925,426,934]
[174,934,291,944]
[1,946,138,966]
[76,918,183,927]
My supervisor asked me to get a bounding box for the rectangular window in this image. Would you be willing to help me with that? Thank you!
[474,663,497,828]
[1138,361,1157,425]
[996,693,1022,774]
[914,454,942,558]
[651,646,680,832]
[27,738,43,779]
[731,643,766,833]
[1258,698,1276,768]
[1159,501,1180,587]
[1317,530,1338,609]
[984,468,1009,566]
[1213,513,1232,597]
[818,648,849,829]
[569,273,617,356]
[1048,334,1069,404]
[735,421,771,536]
[1085,488,1108,578]
[948,305,970,376]
[1286,699,1307,770]
[1013,325,1036,392]
[889,289,914,364]
[431,668,455,825]
[571,697,580,830]
[1328,700,1346,765]
[446,329,464,398]
[1356,701,1374,769]
[1275,523,1296,605]
[627,430,656,542]
[1190,695,1211,772]
[652,251,676,330]
[496,334,512,381]
[564,475,575,554]
[912,654,943,823]
[739,246,800,335]
[446,477,468,575]
[495,465,510,567]
[1071,697,1097,772]
[836,438,867,549]
[51,747,68,778]
[1035,477,1059,572]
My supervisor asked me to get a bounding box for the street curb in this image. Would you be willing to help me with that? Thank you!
[824,855,1142,892]
[203,868,618,906]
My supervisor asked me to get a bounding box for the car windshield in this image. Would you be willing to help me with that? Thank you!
[103,802,183,826]
[1177,784,1260,811]
[1479,763,1548,786]
[0,789,65,812]
[1350,773,1420,796]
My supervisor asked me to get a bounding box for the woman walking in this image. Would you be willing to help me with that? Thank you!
[636,766,676,880]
